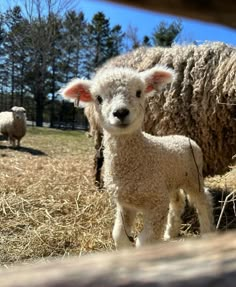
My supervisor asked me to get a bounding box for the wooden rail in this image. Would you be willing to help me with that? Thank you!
[108,0,236,29]
[1,231,236,287]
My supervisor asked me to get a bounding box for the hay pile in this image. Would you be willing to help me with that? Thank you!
[0,128,115,266]
[179,167,236,235]
[206,166,236,230]
[0,127,235,266]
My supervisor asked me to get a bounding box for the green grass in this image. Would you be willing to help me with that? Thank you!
[28,126,85,137]
[24,127,93,155]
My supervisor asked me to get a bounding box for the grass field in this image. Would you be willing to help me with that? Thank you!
[0,127,115,266]
[0,127,235,266]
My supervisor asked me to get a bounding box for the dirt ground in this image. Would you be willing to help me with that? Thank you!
[0,127,235,266]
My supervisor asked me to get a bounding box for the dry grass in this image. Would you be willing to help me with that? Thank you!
[0,127,235,266]
[0,127,115,266]
[206,166,236,230]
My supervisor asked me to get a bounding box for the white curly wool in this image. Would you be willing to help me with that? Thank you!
[86,42,236,177]
[0,106,27,147]
[61,66,214,248]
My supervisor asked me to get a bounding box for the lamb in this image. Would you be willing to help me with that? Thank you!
[0,106,27,147]
[85,42,236,186]
[61,65,214,248]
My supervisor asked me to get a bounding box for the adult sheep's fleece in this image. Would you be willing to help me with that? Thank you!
[0,106,27,147]
[99,42,236,176]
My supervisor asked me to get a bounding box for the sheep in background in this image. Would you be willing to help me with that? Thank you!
[86,42,236,186]
[0,106,27,147]
[61,65,214,248]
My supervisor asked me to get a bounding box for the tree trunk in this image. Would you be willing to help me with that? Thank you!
[71,107,76,130]
[20,60,25,106]
[50,56,56,128]
[10,60,15,107]
[35,92,44,127]
[50,96,55,128]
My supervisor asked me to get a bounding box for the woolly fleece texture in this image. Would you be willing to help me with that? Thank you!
[61,66,214,248]
[84,104,102,148]
[95,42,236,176]
[0,106,27,147]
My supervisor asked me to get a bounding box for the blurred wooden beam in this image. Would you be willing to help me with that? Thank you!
[1,231,236,287]
[107,0,236,29]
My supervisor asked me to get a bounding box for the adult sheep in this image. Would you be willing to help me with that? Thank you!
[85,42,235,185]
[0,106,27,147]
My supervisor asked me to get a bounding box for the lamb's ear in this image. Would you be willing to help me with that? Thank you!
[140,66,175,93]
[60,79,93,104]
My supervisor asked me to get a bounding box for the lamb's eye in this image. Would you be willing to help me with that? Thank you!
[136,90,142,98]
[96,95,103,104]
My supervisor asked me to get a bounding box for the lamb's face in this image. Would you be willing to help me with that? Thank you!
[90,69,146,135]
[61,65,175,135]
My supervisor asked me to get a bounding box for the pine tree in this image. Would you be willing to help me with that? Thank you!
[60,11,87,81]
[0,12,7,108]
[106,24,124,58]
[47,13,63,127]
[84,12,124,77]
[21,0,79,126]
[142,35,152,47]
[2,6,29,107]
[152,20,182,47]
[0,5,126,126]
[84,12,110,76]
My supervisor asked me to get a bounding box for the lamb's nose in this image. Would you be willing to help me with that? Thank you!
[113,108,130,121]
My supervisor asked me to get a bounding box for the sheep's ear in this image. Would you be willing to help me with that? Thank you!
[140,66,175,93]
[60,79,93,104]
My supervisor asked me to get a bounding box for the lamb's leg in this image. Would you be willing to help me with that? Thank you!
[164,189,186,240]
[136,202,169,247]
[186,184,214,234]
[112,204,136,249]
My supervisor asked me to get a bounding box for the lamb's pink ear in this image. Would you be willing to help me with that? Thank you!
[140,66,175,93]
[60,79,93,103]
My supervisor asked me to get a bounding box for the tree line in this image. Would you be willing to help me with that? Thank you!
[0,0,182,128]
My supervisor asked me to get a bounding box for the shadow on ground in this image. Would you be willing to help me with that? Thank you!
[0,144,47,156]
[0,135,6,141]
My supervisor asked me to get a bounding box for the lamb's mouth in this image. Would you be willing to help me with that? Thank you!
[113,122,130,128]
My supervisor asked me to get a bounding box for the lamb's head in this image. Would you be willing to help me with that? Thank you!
[61,66,174,135]
[11,106,26,121]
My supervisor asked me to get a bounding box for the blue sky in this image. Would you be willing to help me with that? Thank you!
[78,0,236,46]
